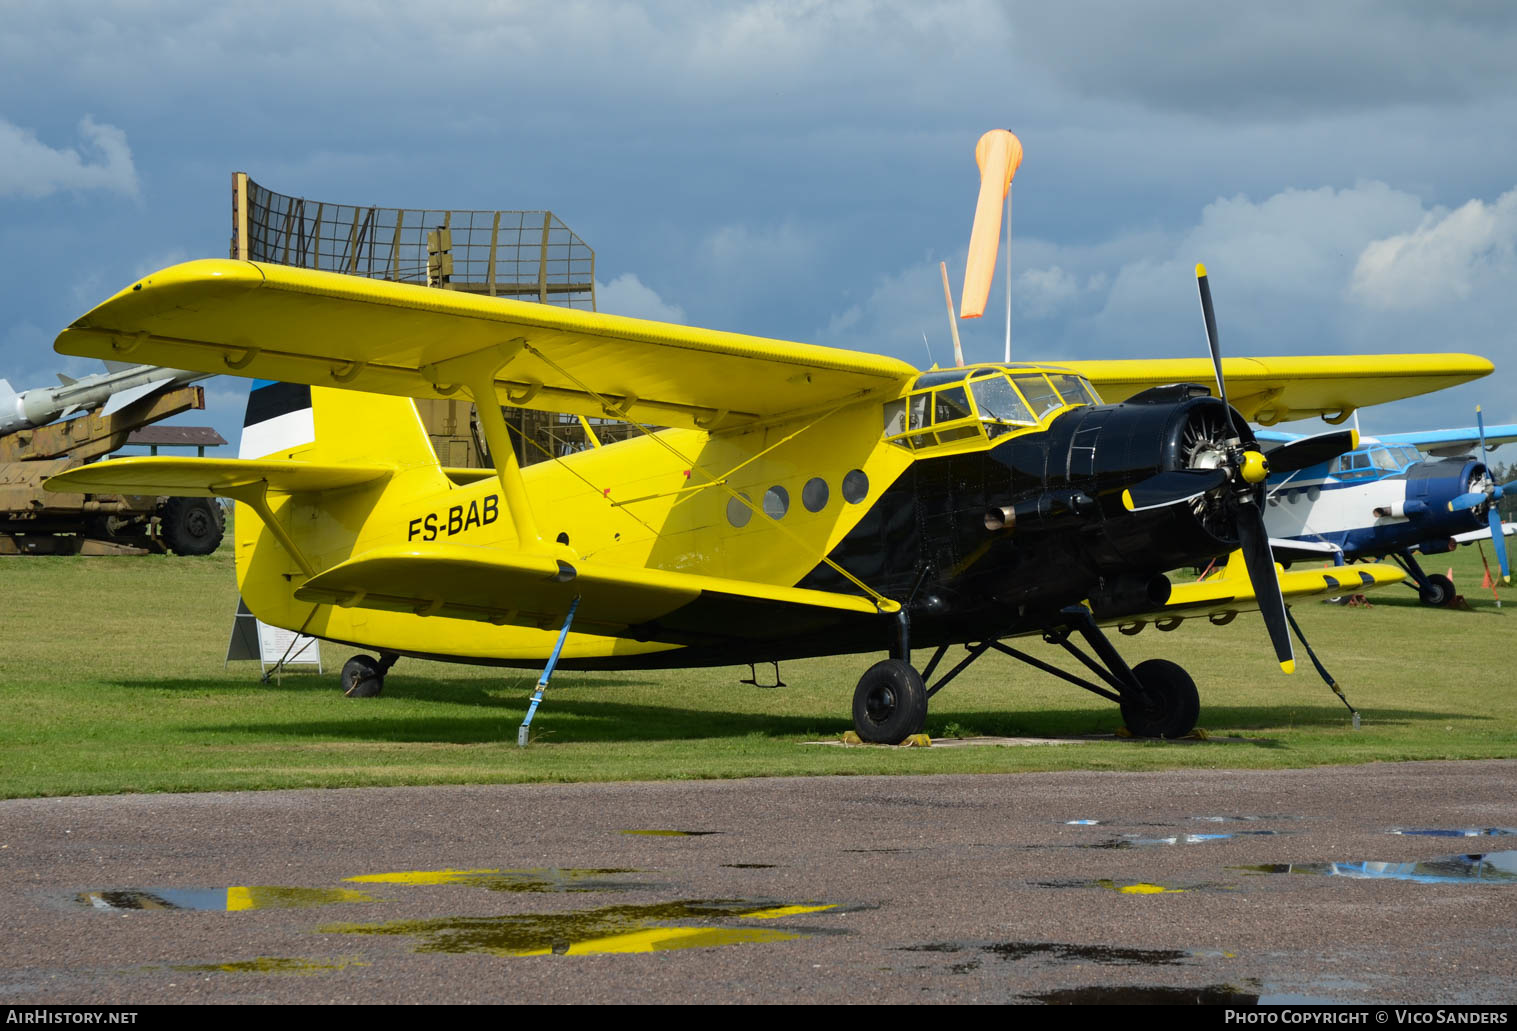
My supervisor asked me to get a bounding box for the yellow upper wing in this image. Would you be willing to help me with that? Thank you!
[1064,356,1493,425]
[54,260,916,432]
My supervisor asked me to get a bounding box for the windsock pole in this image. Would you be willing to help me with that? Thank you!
[1004,185,1013,363]
[940,261,965,367]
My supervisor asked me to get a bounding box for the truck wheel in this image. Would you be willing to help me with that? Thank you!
[161,498,225,556]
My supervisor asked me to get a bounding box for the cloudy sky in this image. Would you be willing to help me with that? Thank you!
[4,1,1516,455]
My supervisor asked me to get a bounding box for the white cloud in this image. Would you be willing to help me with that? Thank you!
[595,273,687,324]
[1014,265,1080,319]
[0,116,139,199]
[1350,189,1517,310]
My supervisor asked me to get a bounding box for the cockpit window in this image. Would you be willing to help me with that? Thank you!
[1012,375,1063,418]
[908,393,930,431]
[885,367,1092,450]
[934,386,973,424]
[1048,374,1099,406]
[970,376,1035,426]
[1369,448,1401,471]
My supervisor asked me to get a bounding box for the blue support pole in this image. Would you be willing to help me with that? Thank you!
[518,596,580,748]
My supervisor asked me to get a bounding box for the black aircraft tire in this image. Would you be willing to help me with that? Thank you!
[161,497,225,556]
[1419,573,1454,607]
[851,659,927,744]
[1120,659,1200,739]
[341,655,384,698]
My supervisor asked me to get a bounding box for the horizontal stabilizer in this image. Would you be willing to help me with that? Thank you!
[43,455,393,497]
[295,543,883,642]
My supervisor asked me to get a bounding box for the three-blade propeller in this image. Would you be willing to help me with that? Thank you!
[1447,407,1514,582]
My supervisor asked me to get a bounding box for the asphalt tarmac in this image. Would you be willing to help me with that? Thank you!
[4,760,1516,1005]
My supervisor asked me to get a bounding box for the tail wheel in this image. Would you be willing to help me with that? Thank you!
[160,498,225,556]
[1120,659,1200,739]
[341,655,384,698]
[851,659,927,744]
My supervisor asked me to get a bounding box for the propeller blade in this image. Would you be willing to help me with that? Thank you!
[1266,430,1359,476]
[1477,405,1489,455]
[1235,502,1295,673]
[1449,492,1489,513]
[1491,506,1511,583]
[1121,468,1228,512]
[1195,264,1239,437]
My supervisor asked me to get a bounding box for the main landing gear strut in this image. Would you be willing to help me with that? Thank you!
[1388,551,1456,607]
[849,606,1200,744]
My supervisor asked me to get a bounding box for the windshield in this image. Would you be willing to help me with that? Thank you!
[1012,375,1064,418]
[970,377,1035,425]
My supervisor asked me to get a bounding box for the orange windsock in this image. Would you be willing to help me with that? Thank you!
[959,129,1024,319]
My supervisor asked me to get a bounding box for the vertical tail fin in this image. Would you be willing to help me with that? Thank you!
[239,380,439,471]
[240,380,315,459]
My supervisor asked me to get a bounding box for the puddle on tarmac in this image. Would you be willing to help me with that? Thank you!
[987,942,1195,964]
[1096,879,1190,895]
[1064,820,1104,825]
[1025,983,1260,1005]
[344,868,647,893]
[901,941,1199,966]
[1102,831,1284,847]
[319,899,839,956]
[620,830,720,837]
[1392,828,1517,838]
[841,848,926,854]
[78,886,379,912]
[167,956,368,975]
[1231,851,1517,884]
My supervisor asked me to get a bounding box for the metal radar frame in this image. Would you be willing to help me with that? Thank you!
[229,172,623,467]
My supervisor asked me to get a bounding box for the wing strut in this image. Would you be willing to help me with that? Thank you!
[520,340,902,615]
[219,481,316,577]
[422,339,555,557]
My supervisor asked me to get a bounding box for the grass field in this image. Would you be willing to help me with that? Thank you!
[2,540,1514,798]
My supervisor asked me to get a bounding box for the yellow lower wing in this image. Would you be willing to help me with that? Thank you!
[1130,550,1404,626]
[43,456,393,497]
[294,543,883,641]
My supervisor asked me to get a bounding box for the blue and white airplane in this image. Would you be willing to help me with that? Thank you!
[1260,410,1517,605]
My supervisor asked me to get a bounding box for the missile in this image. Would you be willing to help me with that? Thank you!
[0,362,212,436]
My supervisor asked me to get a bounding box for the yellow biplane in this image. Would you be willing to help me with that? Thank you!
[46,258,1491,742]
